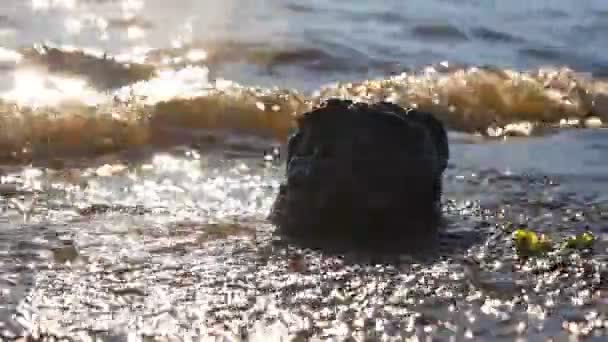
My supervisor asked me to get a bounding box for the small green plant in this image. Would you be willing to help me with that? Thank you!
[512,228,595,258]
[563,231,595,250]
[513,229,553,257]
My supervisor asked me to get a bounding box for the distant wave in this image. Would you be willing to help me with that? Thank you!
[470,27,525,44]
[18,44,156,89]
[0,44,606,163]
[411,24,469,42]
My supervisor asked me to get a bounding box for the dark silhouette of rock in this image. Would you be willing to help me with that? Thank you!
[269,99,449,252]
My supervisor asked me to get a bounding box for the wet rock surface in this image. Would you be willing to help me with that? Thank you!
[270,100,449,253]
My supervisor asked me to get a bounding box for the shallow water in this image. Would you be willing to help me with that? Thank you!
[0,137,606,341]
[0,0,607,341]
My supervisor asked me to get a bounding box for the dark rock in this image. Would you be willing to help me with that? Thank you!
[591,92,608,122]
[269,99,449,252]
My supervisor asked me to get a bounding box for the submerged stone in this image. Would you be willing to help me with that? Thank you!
[269,99,449,252]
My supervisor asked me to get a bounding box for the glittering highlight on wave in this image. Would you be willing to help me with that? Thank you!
[0,45,606,163]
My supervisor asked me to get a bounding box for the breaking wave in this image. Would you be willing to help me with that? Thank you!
[0,44,606,163]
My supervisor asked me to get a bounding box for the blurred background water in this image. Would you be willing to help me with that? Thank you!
[1,0,607,91]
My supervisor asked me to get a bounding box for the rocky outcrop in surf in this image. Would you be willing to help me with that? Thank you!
[268,99,448,251]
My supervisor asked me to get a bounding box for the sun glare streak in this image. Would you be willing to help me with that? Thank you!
[114,45,153,65]
[121,0,145,17]
[2,69,107,107]
[64,17,82,35]
[127,25,146,40]
[0,47,23,63]
[31,0,77,11]
[186,49,207,63]
[31,0,51,10]
[113,66,211,104]
[5,69,47,105]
